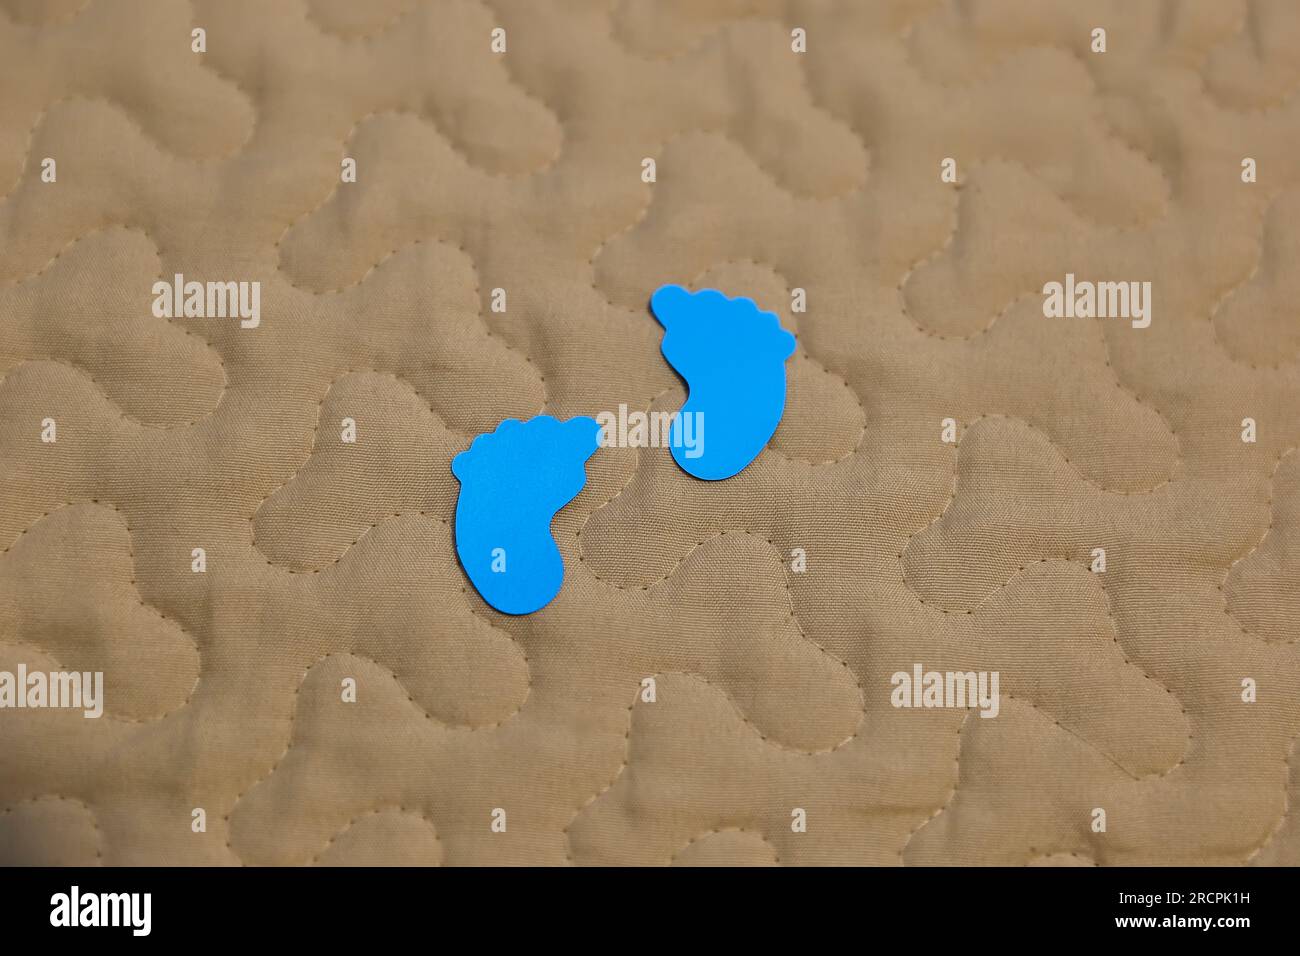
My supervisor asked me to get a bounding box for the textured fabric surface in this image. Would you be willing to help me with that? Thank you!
[0,0,1298,866]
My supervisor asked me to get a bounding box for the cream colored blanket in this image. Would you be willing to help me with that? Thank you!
[0,0,1298,865]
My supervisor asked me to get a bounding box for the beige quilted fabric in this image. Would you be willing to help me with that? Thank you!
[1,0,1298,866]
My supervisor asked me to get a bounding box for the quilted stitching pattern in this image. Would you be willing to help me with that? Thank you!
[0,0,1298,866]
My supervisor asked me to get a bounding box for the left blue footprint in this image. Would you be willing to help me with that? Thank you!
[452,415,600,615]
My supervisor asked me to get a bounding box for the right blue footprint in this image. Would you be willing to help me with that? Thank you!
[650,284,797,481]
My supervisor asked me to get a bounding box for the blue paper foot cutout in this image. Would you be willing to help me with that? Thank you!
[452,415,599,615]
[650,284,797,480]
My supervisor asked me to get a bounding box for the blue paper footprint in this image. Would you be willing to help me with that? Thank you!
[650,284,797,480]
[452,415,600,615]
